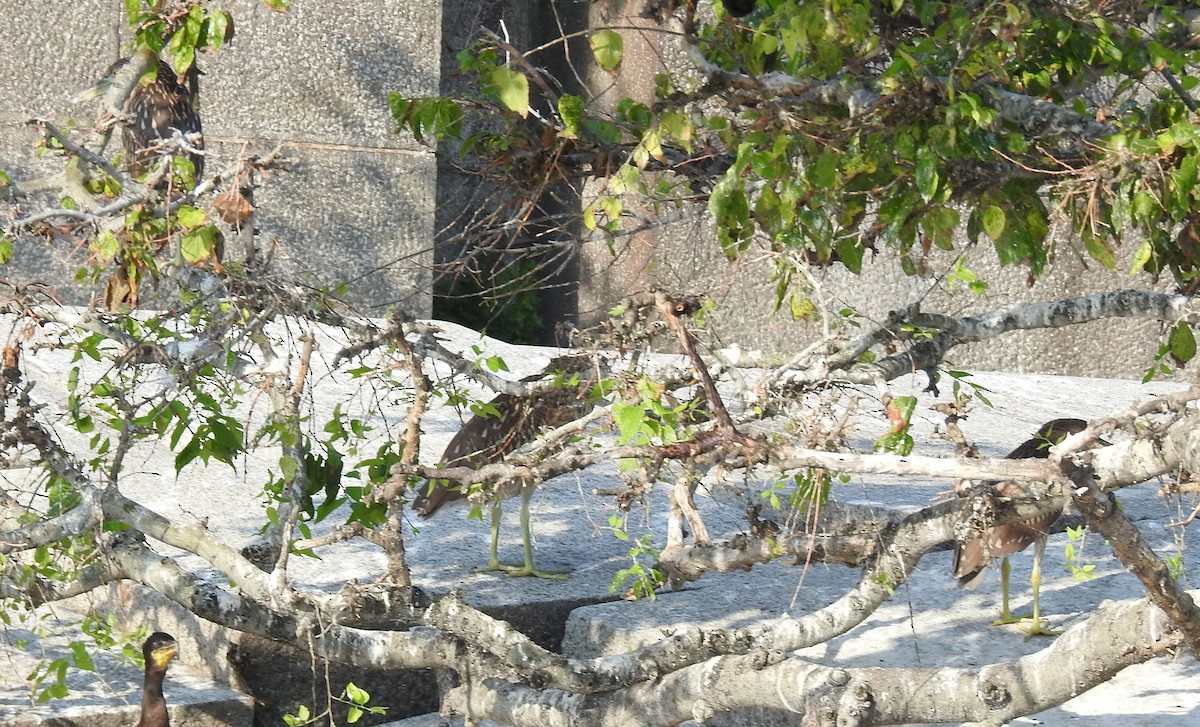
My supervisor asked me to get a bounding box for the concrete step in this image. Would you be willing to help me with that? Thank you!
[379,714,497,727]
[0,615,253,727]
[563,532,1200,726]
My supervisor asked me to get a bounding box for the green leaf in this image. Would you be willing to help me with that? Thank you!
[1083,232,1117,270]
[483,355,509,372]
[914,153,939,202]
[558,94,583,139]
[284,705,310,726]
[180,226,219,264]
[921,205,960,251]
[345,682,370,705]
[1129,241,1152,275]
[659,112,693,151]
[69,642,95,672]
[1168,322,1196,366]
[583,118,622,145]
[594,195,622,232]
[203,11,233,51]
[175,205,206,228]
[91,230,120,263]
[808,148,839,189]
[280,454,298,481]
[833,238,865,273]
[790,295,816,321]
[709,179,752,255]
[388,96,464,142]
[183,5,204,45]
[982,205,1006,241]
[490,67,529,117]
[1131,191,1159,225]
[589,29,624,73]
[170,43,195,78]
[612,402,645,444]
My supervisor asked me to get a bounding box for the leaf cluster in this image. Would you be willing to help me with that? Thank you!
[391,1,1200,307]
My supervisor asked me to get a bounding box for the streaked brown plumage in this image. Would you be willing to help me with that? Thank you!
[81,57,204,180]
[414,354,598,578]
[953,417,1088,635]
[136,631,178,727]
[130,59,203,178]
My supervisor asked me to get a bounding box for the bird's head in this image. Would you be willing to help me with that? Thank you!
[142,632,178,671]
[1037,418,1089,441]
[1007,417,1090,459]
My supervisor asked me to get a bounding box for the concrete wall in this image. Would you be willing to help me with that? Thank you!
[577,1,1181,380]
[0,1,1183,377]
[0,0,438,317]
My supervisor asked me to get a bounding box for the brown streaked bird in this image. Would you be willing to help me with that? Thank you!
[413,354,599,579]
[953,418,1089,636]
[136,631,178,727]
[79,57,204,181]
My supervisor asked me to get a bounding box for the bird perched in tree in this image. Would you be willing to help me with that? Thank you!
[953,418,1089,636]
[78,56,204,181]
[413,354,600,579]
[136,631,178,727]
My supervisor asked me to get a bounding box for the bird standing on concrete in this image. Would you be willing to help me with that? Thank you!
[953,418,1089,636]
[413,355,599,579]
[136,631,178,727]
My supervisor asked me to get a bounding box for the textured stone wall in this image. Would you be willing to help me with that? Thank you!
[577,1,1179,380]
[0,0,439,316]
[0,1,1182,377]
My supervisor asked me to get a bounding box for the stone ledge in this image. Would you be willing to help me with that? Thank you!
[0,617,253,727]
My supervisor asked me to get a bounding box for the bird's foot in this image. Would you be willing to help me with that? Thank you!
[990,609,1029,626]
[504,564,571,580]
[991,611,1060,637]
[474,559,524,574]
[474,560,570,580]
[1018,618,1061,638]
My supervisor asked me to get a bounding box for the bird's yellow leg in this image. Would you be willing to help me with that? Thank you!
[990,557,1025,625]
[1019,538,1060,637]
[474,501,523,573]
[504,483,570,580]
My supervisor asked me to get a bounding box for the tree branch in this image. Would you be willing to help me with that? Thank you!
[442,589,1190,726]
[1067,461,1200,657]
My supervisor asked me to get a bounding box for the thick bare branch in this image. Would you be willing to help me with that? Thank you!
[442,589,1189,727]
[103,535,459,670]
[771,290,1200,392]
[1067,461,1200,656]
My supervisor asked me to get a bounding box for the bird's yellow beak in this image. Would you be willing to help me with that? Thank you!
[150,642,178,669]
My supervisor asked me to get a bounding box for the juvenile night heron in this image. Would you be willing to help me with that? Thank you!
[413,355,600,579]
[136,632,178,727]
[953,417,1089,636]
[78,57,204,181]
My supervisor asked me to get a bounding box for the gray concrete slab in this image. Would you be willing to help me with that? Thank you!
[562,370,1200,726]
[3,317,1197,725]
